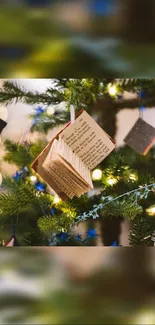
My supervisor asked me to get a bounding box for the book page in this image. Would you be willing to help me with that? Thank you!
[43,138,93,188]
[60,110,115,170]
[31,140,68,201]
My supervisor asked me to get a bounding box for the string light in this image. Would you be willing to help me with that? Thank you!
[108,83,117,96]
[107,177,117,186]
[30,175,37,184]
[131,310,155,324]
[92,169,102,181]
[47,106,55,115]
[129,173,137,182]
[53,195,61,204]
[146,205,155,216]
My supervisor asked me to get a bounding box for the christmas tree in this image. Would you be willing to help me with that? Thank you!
[0,78,155,246]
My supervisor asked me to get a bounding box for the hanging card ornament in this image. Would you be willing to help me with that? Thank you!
[4,223,20,247]
[31,110,116,200]
[0,106,8,134]
[124,118,155,155]
[0,119,7,134]
[4,235,20,247]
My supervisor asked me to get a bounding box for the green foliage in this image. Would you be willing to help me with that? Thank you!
[0,181,44,217]
[0,80,63,106]
[30,110,71,133]
[1,79,155,114]
[102,154,136,187]
[4,139,47,168]
[22,231,48,246]
[0,176,77,243]
[129,215,154,246]
[118,78,155,94]
[1,79,155,245]
[100,199,142,221]
[38,213,75,234]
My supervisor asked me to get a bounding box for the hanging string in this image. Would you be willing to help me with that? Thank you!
[11,216,18,236]
[20,122,34,144]
[70,105,75,124]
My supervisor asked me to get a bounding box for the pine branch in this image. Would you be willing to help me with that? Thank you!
[38,213,74,234]
[118,78,155,93]
[31,110,71,133]
[115,96,155,110]
[129,215,154,246]
[0,81,63,106]
[0,177,76,235]
[3,139,47,168]
[100,199,142,220]
[0,183,39,216]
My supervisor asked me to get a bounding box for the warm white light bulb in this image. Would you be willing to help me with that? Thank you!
[146,205,155,216]
[47,106,55,115]
[129,173,137,181]
[108,177,117,186]
[92,169,102,181]
[54,195,61,204]
[108,84,117,96]
[132,311,155,325]
[30,175,37,184]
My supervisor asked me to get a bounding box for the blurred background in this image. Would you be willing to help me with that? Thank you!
[1,0,155,77]
[0,248,155,324]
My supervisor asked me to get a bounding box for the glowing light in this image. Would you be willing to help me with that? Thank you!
[53,195,61,204]
[92,169,102,181]
[107,177,117,186]
[131,311,155,324]
[47,106,55,115]
[129,173,137,182]
[108,83,117,96]
[146,205,155,216]
[30,175,37,184]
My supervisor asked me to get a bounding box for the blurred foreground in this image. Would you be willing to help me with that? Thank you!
[1,0,155,77]
[0,248,155,324]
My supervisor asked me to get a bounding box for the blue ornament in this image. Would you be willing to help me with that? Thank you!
[36,107,44,116]
[86,228,98,239]
[32,118,38,126]
[76,234,82,241]
[110,241,122,246]
[50,208,55,215]
[117,94,123,100]
[110,240,117,246]
[35,182,45,192]
[139,90,145,99]
[13,171,22,181]
[56,232,70,243]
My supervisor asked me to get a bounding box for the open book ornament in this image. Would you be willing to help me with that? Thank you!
[31,110,116,200]
[124,118,155,155]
